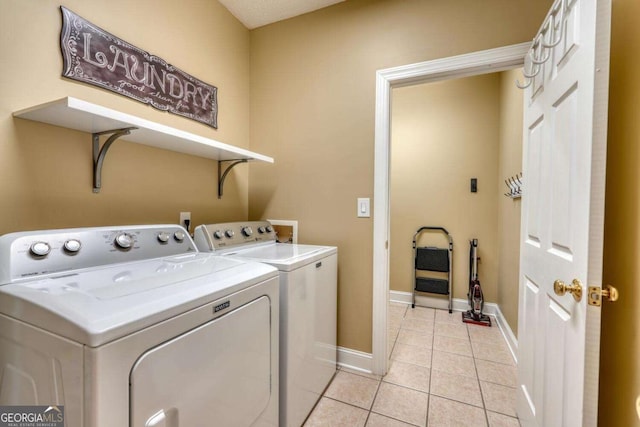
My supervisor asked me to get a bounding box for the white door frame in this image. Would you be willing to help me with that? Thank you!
[371,42,530,375]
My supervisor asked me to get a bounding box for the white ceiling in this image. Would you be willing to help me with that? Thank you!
[218,0,345,29]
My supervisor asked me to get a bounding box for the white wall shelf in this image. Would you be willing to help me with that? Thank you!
[13,97,273,195]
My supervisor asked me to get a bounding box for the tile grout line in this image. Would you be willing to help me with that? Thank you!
[368,304,412,426]
[469,325,492,427]
[384,304,428,426]
[369,301,407,425]
[319,395,379,423]
[470,327,522,424]
[397,304,434,427]
[424,307,436,427]
[362,375,383,427]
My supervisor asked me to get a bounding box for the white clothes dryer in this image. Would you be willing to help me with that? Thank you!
[0,225,279,427]
[194,221,337,427]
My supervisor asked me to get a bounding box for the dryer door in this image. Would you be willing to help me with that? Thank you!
[130,296,273,427]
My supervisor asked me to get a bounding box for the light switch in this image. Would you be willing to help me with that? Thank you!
[357,198,370,218]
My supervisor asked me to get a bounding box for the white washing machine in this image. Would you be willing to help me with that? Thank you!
[194,221,337,427]
[0,225,279,427]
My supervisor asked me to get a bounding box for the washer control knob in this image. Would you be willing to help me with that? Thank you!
[114,233,133,249]
[30,241,51,257]
[174,231,186,242]
[225,229,235,238]
[64,239,82,253]
[157,232,170,243]
[265,225,274,233]
[241,226,253,237]
[258,226,266,234]
[213,230,224,240]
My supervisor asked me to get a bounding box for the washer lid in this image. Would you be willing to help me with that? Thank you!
[0,253,277,347]
[228,243,337,271]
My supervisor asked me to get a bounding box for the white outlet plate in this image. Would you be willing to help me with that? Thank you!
[179,212,191,230]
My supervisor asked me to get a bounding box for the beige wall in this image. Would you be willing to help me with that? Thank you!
[389,70,523,335]
[0,0,251,234]
[600,0,640,425]
[249,0,552,353]
[497,69,523,334]
[389,74,501,305]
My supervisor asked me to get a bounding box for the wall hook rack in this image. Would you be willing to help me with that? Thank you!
[218,159,248,199]
[93,127,138,193]
[516,0,566,89]
[504,172,523,199]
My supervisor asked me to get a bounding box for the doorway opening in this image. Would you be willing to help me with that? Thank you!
[371,43,530,376]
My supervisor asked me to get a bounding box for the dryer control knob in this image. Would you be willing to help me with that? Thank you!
[30,241,51,257]
[64,239,82,253]
[174,231,186,242]
[257,226,266,234]
[213,230,224,240]
[225,229,235,238]
[265,225,274,233]
[241,226,253,237]
[157,232,170,243]
[114,233,133,249]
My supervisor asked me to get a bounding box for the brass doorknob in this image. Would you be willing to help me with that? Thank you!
[601,285,619,302]
[554,279,583,302]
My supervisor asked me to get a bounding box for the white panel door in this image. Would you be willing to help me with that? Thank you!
[517,0,611,426]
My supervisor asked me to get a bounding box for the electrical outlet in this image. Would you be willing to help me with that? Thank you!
[179,212,191,231]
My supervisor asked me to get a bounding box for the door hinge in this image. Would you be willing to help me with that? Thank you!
[588,285,619,306]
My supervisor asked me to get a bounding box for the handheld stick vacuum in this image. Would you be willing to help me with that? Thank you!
[462,239,491,327]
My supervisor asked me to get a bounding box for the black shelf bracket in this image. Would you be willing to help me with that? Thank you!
[218,159,248,198]
[92,127,137,193]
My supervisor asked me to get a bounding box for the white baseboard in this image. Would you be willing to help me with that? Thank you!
[493,303,518,363]
[337,346,373,374]
[389,290,467,311]
[389,290,518,363]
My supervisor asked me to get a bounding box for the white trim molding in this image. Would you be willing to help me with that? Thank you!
[372,43,529,375]
[493,303,518,363]
[389,290,467,311]
[337,346,373,374]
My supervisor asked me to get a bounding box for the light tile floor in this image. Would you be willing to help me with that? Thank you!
[304,303,520,427]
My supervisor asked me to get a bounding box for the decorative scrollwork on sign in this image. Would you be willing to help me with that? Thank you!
[60,6,218,128]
